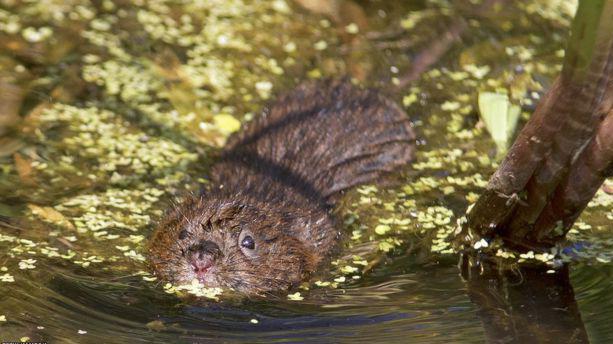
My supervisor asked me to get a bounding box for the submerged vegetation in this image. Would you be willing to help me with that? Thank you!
[0,0,612,341]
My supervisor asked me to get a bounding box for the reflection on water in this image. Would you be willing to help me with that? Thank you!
[1,0,612,343]
[461,255,588,343]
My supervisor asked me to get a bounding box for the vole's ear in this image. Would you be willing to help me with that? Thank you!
[212,202,244,223]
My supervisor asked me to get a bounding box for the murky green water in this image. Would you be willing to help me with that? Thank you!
[1,0,612,342]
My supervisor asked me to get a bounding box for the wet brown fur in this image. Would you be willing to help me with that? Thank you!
[148,79,415,296]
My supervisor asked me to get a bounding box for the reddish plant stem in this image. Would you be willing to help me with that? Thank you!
[532,109,613,241]
[459,1,613,249]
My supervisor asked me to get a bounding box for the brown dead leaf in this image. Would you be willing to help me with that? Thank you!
[13,152,34,185]
[27,204,75,230]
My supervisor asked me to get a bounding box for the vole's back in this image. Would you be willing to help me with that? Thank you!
[212,80,415,206]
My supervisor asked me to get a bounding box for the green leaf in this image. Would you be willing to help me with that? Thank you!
[478,92,521,156]
[374,224,391,235]
[213,114,241,135]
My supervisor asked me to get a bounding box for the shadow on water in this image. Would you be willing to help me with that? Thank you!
[460,255,589,344]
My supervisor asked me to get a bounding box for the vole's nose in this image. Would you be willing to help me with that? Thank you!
[188,240,221,282]
[189,240,222,260]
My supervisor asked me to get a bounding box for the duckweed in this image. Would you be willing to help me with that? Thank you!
[287,292,304,301]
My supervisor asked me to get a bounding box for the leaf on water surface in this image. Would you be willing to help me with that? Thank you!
[374,224,391,235]
[477,91,521,156]
[13,153,33,184]
[213,114,241,135]
[27,204,75,230]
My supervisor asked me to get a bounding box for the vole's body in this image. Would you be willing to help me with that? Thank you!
[148,80,415,296]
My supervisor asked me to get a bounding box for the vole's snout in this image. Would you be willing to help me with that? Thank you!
[189,239,222,259]
[188,240,222,283]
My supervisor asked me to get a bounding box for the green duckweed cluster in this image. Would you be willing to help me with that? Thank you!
[37,104,198,182]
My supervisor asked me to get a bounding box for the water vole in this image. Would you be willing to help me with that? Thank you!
[148,80,415,296]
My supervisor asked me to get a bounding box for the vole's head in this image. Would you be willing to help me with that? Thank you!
[148,196,314,296]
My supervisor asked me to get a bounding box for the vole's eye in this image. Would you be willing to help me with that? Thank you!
[178,229,189,240]
[238,230,258,257]
[241,236,255,250]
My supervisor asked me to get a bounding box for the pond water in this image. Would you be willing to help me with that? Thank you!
[1,0,612,343]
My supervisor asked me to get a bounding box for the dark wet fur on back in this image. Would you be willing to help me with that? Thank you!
[148,79,415,296]
[215,79,415,202]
